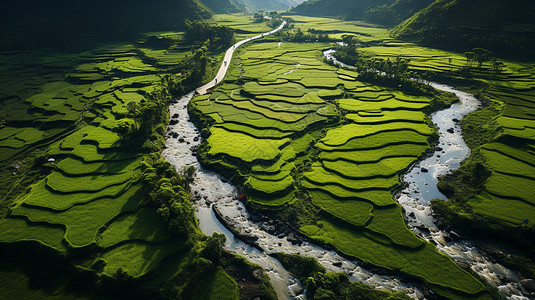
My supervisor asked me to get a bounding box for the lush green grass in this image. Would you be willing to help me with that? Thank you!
[319,143,429,163]
[302,180,397,206]
[12,184,144,248]
[470,192,535,226]
[301,218,487,296]
[365,207,424,248]
[101,240,186,278]
[56,156,142,176]
[346,110,427,124]
[207,127,290,163]
[286,15,392,42]
[98,207,171,248]
[322,156,417,179]
[213,13,271,37]
[67,144,139,162]
[22,179,133,211]
[246,175,294,195]
[46,169,137,193]
[304,164,400,191]
[0,218,67,252]
[60,126,120,150]
[194,266,239,300]
[318,125,432,149]
[309,191,373,226]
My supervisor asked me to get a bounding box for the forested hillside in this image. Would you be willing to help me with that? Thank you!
[391,0,535,56]
[201,0,241,13]
[1,0,212,49]
[291,0,395,20]
[364,0,433,26]
[235,0,305,12]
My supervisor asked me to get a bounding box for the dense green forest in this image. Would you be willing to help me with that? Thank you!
[364,0,433,26]
[291,0,395,20]
[291,0,433,26]
[391,0,535,55]
[1,0,212,49]
[200,0,242,13]
[201,0,305,14]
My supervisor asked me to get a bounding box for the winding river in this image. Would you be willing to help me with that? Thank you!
[162,24,529,299]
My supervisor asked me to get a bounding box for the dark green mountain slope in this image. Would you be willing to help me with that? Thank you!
[201,0,242,13]
[1,0,212,50]
[391,0,535,56]
[291,0,395,19]
[236,0,305,12]
[364,0,433,26]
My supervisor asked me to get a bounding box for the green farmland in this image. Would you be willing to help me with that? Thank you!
[0,15,275,299]
[190,36,494,298]
[1,2,534,299]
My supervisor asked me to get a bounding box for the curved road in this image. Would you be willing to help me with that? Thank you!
[196,20,287,95]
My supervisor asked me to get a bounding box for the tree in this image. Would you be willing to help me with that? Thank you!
[180,165,196,191]
[201,232,227,264]
[116,118,135,140]
[473,48,491,69]
[491,57,505,76]
[464,51,475,67]
[253,12,264,23]
[341,35,359,55]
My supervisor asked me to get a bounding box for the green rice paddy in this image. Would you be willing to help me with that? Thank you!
[2,10,533,299]
[0,23,257,298]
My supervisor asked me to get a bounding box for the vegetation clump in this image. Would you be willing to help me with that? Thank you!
[276,253,412,300]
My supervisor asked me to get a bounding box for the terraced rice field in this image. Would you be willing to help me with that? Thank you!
[191,40,489,298]
[213,14,273,41]
[0,32,200,283]
[286,15,392,42]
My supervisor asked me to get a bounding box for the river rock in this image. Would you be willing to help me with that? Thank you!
[333,261,343,267]
[253,269,263,281]
[421,167,429,173]
[171,132,179,138]
[415,226,430,234]
[422,286,430,297]
[287,232,298,244]
[172,113,179,118]
[169,119,179,125]
[449,231,462,241]
[193,137,199,142]
[521,279,535,292]
[452,118,460,123]
[436,147,443,151]
[447,128,455,133]
[178,138,185,143]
